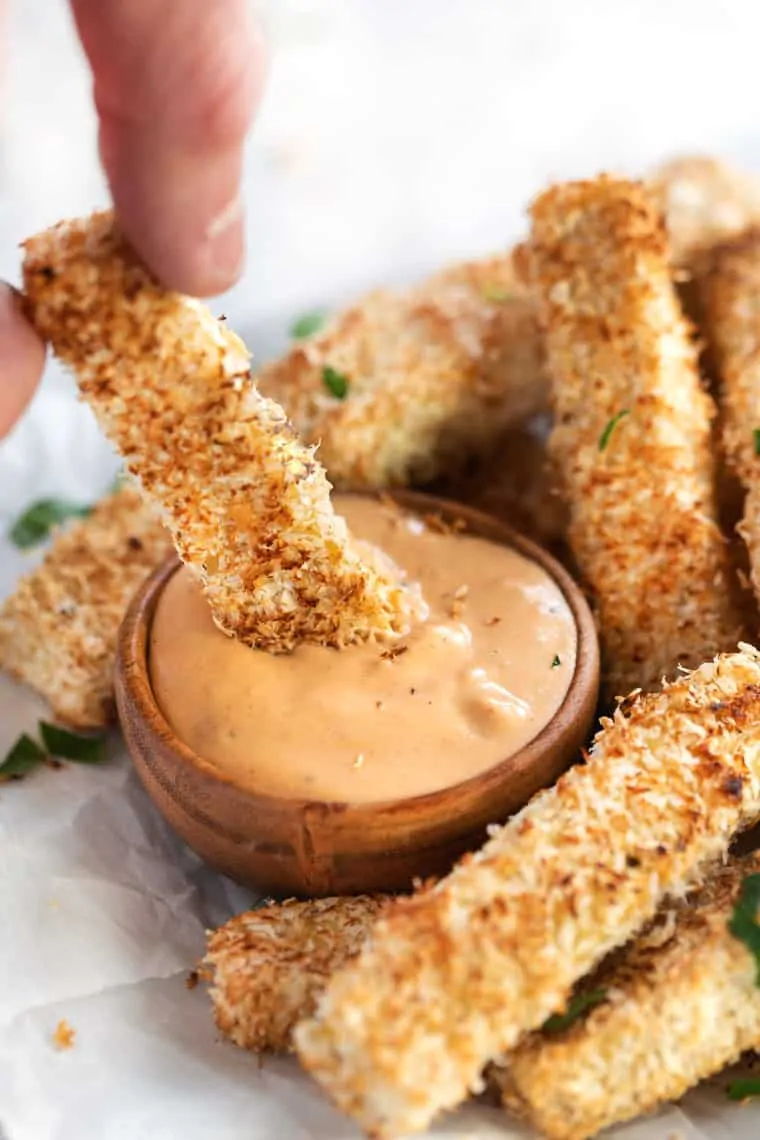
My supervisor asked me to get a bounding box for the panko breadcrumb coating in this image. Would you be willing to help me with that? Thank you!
[697,229,760,616]
[0,486,170,727]
[497,853,760,1140]
[651,155,760,268]
[203,895,387,1053]
[22,211,423,653]
[522,176,742,700]
[295,646,760,1137]
[257,253,547,489]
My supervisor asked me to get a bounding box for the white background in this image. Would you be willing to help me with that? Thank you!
[2,3,760,1138]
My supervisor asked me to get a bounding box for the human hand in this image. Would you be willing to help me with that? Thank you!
[1,0,265,438]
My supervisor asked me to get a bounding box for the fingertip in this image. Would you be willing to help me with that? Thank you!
[0,283,46,438]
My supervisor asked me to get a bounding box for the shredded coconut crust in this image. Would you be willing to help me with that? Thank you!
[496,853,760,1140]
[696,228,760,618]
[202,895,387,1054]
[21,211,423,652]
[0,486,171,726]
[257,254,547,490]
[520,176,742,701]
[294,647,760,1137]
[651,155,760,268]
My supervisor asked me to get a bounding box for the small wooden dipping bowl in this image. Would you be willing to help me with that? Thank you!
[116,492,599,898]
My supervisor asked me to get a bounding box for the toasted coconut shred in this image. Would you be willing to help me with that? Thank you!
[697,228,760,614]
[0,486,171,727]
[496,853,760,1140]
[203,895,387,1055]
[21,212,423,653]
[522,176,743,700]
[295,647,760,1137]
[257,253,547,489]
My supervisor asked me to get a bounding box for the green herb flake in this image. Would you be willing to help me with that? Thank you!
[9,499,92,549]
[543,989,607,1034]
[728,872,760,983]
[39,722,107,765]
[482,284,514,303]
[322,366,350,400]
[551,655,561,669]
[598,409,631,452]
[754,428,760,457]
[727,1077,760,1101]
[0,734,46,780]
[291,310,327,339]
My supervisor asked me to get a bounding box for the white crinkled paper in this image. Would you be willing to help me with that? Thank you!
[1,368,760,1140]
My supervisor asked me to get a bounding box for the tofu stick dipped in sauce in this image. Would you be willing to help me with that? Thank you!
[21,210,579,809]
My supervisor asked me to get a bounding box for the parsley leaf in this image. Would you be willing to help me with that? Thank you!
[543,989,607,1033]
[9,499,92,549]
[322,366,350,400]
[40,722,107,765]
[754,428,760,457]
[551,655,561,668]
[482,284,513,303]
[727,1078,760,1101]
[728,872,760,983]
[598,410,630,452]
[0,734,46,780]
[291,310,327,339]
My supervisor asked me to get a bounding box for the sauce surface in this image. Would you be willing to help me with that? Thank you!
[149,497,577,803]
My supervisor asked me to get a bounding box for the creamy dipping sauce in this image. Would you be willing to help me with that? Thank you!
[149,497,577,803]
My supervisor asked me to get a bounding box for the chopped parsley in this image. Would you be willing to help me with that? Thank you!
[40,722,107,764]
[598,409,630,452]
[728,872,760,983]
[291,310,327,339]
[322,366,350,400]
[543,989,607,1033]
[9,498,92,549]
[551,655,561,669]
[482,284,514,303]
[0,734,46,780]
[754,428,760,457]
[0,722,107,783]
[727,1077,760,1101]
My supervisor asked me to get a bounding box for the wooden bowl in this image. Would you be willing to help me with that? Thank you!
[115,492,599,898]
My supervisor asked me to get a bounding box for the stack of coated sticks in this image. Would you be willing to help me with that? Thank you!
[12,155,760,1140]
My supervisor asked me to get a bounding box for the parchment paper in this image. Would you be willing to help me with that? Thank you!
[1,369,759,1140]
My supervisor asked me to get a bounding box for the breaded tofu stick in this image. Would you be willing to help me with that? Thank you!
[22,211,422,653]
[257,253,547,489]
[697,229,760,610]
[0,486,170,727]
[202,895,387,1053]
[295,646,760,1137]
[651,155,760,268]
[522,177,741,700]
[496,853,760,1140]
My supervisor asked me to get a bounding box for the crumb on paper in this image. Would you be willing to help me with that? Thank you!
[353,754,365,770]
[381,644,408,661]
[186,970,199,990]
[485,616,502,626]
[53,1019,76,1050]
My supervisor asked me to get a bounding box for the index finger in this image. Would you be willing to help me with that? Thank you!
[70,0,265,296]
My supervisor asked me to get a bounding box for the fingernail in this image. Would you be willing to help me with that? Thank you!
[204,197,245,292]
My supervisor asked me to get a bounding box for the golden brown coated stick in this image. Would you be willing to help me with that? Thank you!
[522,176,742,700]
[696,229,760,616]
[257,254,547,489]
[496,854,760,1140]
[295,646,760,1137]
[22,211,423,653]
[202,896,387,1053]
[0,486,171,727]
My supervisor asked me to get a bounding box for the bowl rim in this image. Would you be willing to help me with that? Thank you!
[116,489,599,823]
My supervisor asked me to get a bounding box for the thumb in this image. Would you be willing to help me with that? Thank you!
[0,284,46,439]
